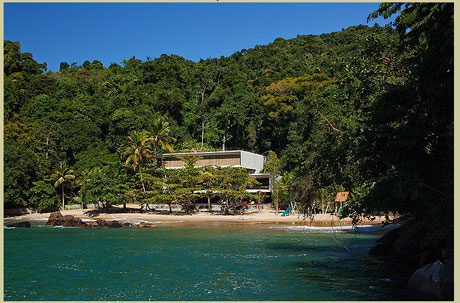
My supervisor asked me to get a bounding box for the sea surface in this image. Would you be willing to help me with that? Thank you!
[4,220,429,301]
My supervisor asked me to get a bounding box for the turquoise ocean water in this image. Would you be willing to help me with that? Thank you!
[4,221,428,301]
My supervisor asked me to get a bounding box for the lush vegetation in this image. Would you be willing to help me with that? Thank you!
[4,4,453,245]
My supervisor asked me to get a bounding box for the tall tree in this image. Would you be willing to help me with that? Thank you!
[149,116,176,168]
[262,151,281,214]
[363,3,453,244]
[51,161,76,210]
[122,130,154,193]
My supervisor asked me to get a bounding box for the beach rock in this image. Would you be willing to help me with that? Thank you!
[369,220,453,299]
[376,222,408,247]
[63,215,88,228]
[392,222,424,256]
[88,222,101,228]
[139,222,157,228]
[121,222,132,227]
[95,219,109,227]
[95,219,122,228]
[368,243,386,256]
[46,211,65,226]
[107,220,122,228]
[368,221,437,269]
[6,221,31,228]
[45,212,88,228]
[407,250,453,300]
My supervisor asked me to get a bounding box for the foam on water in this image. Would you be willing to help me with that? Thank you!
[81,219,97,222]
[12,217,50,221]
[270,223,400,233]
[148,220,184,224]
[103,218,181,224]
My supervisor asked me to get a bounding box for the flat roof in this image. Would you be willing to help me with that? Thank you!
[163,150,262,158]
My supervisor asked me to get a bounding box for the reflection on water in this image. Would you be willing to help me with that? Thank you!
[4,221,427,301]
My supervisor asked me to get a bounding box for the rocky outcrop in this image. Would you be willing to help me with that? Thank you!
[6,221,31,228]
[63,215,88,228]
[95,219,122,228]
[45,212,65,226]
[407,249,454,300]
[369,221,453,300]
[87,222,101,228]
[368,221,438,269]
[46,212,88,228]
[45,212,156,228]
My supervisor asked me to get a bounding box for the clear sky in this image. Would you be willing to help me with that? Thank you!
[5,3,393,72]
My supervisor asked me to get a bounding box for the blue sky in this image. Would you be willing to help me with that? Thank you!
[5,3,393,72]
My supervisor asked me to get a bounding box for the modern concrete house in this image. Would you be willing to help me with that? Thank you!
[162,150,271,194]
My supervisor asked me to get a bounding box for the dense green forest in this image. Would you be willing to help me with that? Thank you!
[4,4,453,245]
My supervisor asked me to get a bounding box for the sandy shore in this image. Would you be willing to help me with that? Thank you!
[6,205,396,227]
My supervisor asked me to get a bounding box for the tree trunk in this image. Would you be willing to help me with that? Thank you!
[139,165,146,193]
[201,120,205,150]
[153,144,158,169]
[138,165,146,212]
[61,185,65,210]
[222,127,226,151]
[208,196,211,212]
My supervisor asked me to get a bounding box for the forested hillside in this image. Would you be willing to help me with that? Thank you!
[4,4,453,246]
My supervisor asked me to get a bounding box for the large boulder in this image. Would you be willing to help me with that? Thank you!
[407,249,454,300]
[368,221,438,269]
[46,212,88,228]
[62,215,88,228]
[95,219,122,228]
[369,221,453,299]
[6,221,31,228]
[45,211,65,226]
[87,222,101,228]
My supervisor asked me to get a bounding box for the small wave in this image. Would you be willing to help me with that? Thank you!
[82,219,97,222]
[9,217,49,221]
[270,224,370,231]
[148,220,184,224]
[103,218,158,224]
[270,224,399,233]
[124,219,184,224]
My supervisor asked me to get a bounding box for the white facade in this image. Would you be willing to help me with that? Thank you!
[239,151,265,174]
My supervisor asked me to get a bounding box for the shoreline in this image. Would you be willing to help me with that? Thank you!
[4,205,398,227]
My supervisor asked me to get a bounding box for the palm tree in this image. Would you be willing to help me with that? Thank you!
[76,169,90,209]
[150,116,176,168]
[51,161,76,210]
[122,130,154,193]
